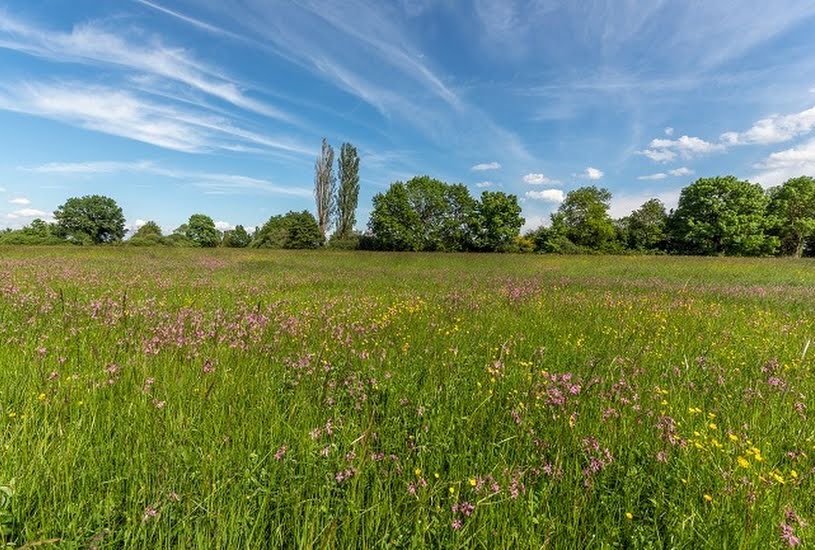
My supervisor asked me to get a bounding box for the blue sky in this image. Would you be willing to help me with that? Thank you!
[1,0,814,233]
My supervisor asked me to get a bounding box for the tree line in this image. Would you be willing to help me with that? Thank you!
[2,141,813,256]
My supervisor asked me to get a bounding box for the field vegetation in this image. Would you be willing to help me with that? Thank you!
[0,247,812,547]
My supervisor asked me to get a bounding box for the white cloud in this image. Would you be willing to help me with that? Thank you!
[637,173,667,181]
[475,181,492,188]
[523,173,561,185]
[664,127,674,136]
[720,106,815,145]
[525,189,564,203]
[585,167,604,180]
[752,138,815,187]
[648,135,725,159]
[8,197,31,205]
[639,148,677,163]
[22,160,313,197]
[7,208,49,219]
[472,162,501,171]
[669,167,694,176]
[637,167,695,181]
[214,220,234,231]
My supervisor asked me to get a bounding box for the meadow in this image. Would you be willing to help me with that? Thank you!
[0,247,813,548]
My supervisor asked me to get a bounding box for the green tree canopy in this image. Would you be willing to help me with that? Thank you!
[222,225,252,248]
[53,195,126,244]
[668,176,775,256]
[133,221,163,239]
[620,198,668,251]
[767,176,815,257]
[185,214,220,248]
[251,211,323,249]
[474,191,524,252]
[550,186,615,250]
[368,176,479,251]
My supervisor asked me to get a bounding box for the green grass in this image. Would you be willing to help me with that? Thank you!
[0,247,813,548]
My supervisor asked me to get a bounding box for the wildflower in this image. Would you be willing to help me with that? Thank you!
[414,468,422,478]
[202,360,215,374]
[142,506,158,522]
[468,478,477,487]
[625,512,633,520]
[451,519,463,531]
[780,523,801,547]
[37,393,46,401]
[703,494,713,502]
[737,456,750,469]
[274,445,288,461]
[728,433,739,442]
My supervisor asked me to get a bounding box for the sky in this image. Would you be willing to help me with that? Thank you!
[0,0,814,234]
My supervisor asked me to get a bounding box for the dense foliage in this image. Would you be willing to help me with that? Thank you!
[53,195,126,244]
[185,214,221,248]
[368,176,523,252]
[251,211,324,249]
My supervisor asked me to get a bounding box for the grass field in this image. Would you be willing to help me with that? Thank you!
[1,247,813,548]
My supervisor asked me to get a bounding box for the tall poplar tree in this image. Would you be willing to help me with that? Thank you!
[314,138,336,237]
[335,142,360,238]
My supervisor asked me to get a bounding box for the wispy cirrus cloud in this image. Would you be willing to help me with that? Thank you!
[0,82,314,156]
[0,12,291,122]
[140,0,534,164]
[472,162,501,171]
[21,160,312,197]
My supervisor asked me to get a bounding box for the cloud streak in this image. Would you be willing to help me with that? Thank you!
[0,82,314,156]
[22,160,313,197]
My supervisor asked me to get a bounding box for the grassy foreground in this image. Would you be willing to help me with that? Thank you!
[0,247,813,548]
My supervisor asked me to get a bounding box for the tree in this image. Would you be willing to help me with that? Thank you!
[251,211,323,249]
[133,221,163,239]
[185,214,220,248]
[767,176,815,257]
[620,199,668,251]
[550,186,615,250]
[368,176,479,251]
[368,182,421,251]
[668,176,775,256]
[0,219,63,245]
[314,138,336,238]
[53,195,126,244]
[336,142,360,239]
[474,191,524,252]
[223,225,251,248]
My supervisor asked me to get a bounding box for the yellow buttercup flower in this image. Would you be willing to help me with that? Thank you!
[625,512,633,520]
